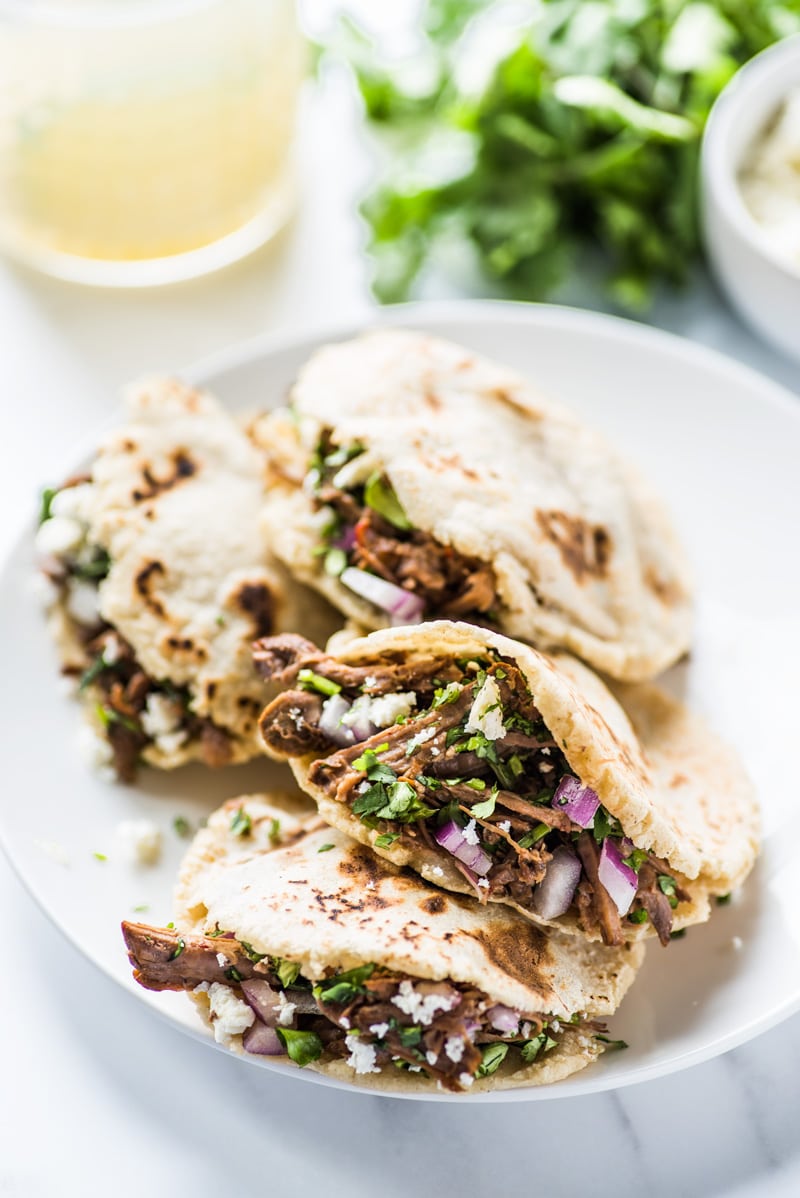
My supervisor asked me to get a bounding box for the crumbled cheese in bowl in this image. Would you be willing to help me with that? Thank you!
[739,87,800,270]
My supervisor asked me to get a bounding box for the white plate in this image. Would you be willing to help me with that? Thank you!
[2,301,799,1102]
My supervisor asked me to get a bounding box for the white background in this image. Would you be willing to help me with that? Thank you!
[3,5,800,1195]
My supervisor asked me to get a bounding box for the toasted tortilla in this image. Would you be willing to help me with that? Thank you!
[272,621,759,937]
[174,794,643,1092]
[45,378,338,770]
[258,329,693,682]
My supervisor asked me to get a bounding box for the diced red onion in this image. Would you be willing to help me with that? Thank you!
[532,845,582,919]
[487,1004,520,1034]
[340,567,425,624]
[333,526,356,552]
[597,838,637,916]
[242,1022,284,1055]
[240,979,280,1027]
[319,694,356,747]
[434,819,492,876]
[552,775,600,828]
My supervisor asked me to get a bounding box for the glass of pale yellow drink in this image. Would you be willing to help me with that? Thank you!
[0,0,304,284]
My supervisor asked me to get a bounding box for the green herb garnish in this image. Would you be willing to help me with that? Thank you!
[79,654,108,692]
[476,1042,509,1077]
[317,842,335,853]
[364,472,412,530]
[518,823,550,848]
[274,958,301,988]
[470,790,497,819]
[297,668,341,697]
[375,832,400,848]
[72,548,111,581]
[169,938,185,961]
[39,486,57,525]
[240,941,267,964]
[229,807,252,838]
[716,893,732,906]
[172,815,192,838]
[627,908,649,925]
[520,1033,558,1063]
[276,1027,323,1067]
[622,847,649,873]
[592,808,623,844]
[432,681,462,708]
[92,851,107,862]
[314,963,376,1006]
[595,1036,628,1050]
[268,818,281,844]
[658,875,679,909]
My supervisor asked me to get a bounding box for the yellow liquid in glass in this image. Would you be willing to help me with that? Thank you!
[0,0,303,270]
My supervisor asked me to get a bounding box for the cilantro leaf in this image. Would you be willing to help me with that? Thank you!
[595,1035,628,1050]
[364,472,412,530]
[476,1042,509,1077]
[39,486,57,525]
[470,790,497,819]
[276,1027,323,1067]
[297,668,341,697]
[520,1032,558,1063]
[229,807,252,838]
[273,958,301,988]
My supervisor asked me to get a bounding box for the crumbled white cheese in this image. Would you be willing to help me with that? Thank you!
[364,675,378,688]
[77,722,115,779]
[340,1016,351,1030]
[459,1072,475,1088]
[550,1020,561,1033]
[342,691,417,731]
[498,820,511,834]
[205,982,255,1045]
[431,866,444,878]
[345,1033,380,1075]
[277,991,297,1027]
[391,980,457,1025]
[50,483,93,522]
[216,953,229,968]
[477,878,489,890]
[369,1023,390,1038]
[540,763,554,774]
[141,693,183,739]
[404,725,437,753]
[541,747,551,756]
[521,1022,532,1039]
[103,634,124,665]
[365,880,376,890]
[116,818,162,866]
[462,819,479,846]
[465,675,505,741]
[65,579,100,626]
[426,1050,438,1066]
[444,1036,465,1064]
[153,729,188,756]
[30,571,60,610]
[430,746,441,757]
[34,515,85,558]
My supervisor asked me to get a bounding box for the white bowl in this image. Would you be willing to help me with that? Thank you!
[701,34,800,362]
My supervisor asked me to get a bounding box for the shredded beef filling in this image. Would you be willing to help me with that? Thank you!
[256,638,690,946]
[122,921,594,1091]
[311,432,498,620]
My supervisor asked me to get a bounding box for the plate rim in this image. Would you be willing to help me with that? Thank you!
[3,297,798,1102]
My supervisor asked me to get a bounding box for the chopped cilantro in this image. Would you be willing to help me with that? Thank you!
[207,924,226,938]
[669,928,687,940]
[520,1033,558,1063]
[658,875,679,909]
[396,1024,422,1049]
[215,614,226,627]
[79,654,109,692]
[94,704,140,735]
[276,1027,323,1067]
[72,548,111,581]
[92,851,107,862]
[225,966,243,983]
[229,807,252,837]
[240,941,267,964]
[416,775,442,791]
[592,808,623,843]
[465,778,486,791]
[595,1036,628,1050]
[166,922,175,929]
[716,893,732,906]
[172,815,192,838]
[375,832,400,848]
[324,548,348,577]
[298,668,341,697]
[39,486,57,525]
[314,963,375,1005]
[268,818,281,844]
[169,938,185,961]
[622,847,648,873]
[353,778,435,824]
[274,958,301,988]
[471,790,497,820]
[627,908,649,924]
[132,903,149,913]
[494,668,507,680]
[352,744,391,773]
[363,472,412,530]
[432,681,463,708]
[476,1042,509,1077]
[317,843,335,853]
[518,823,550,848]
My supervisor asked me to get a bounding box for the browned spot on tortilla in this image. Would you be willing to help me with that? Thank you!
[206,681,217,700]
[121,439,138,453]
[670,772,688,788]
[437,452,479,482]
[468,924,554,993]
[536,511,613,583]
[423,391,442,411]
[165,634,207,662]
[134,561,166,617]
[337,845,384,885]
[231,581,274,639]
[131,450,197,503]
[421,895,447,915]
[645,566,684,606]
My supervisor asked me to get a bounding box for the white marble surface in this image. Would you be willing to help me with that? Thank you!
[2,26,800,1198]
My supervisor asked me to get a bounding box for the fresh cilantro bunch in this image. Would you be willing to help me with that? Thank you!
[334,0,800,309]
